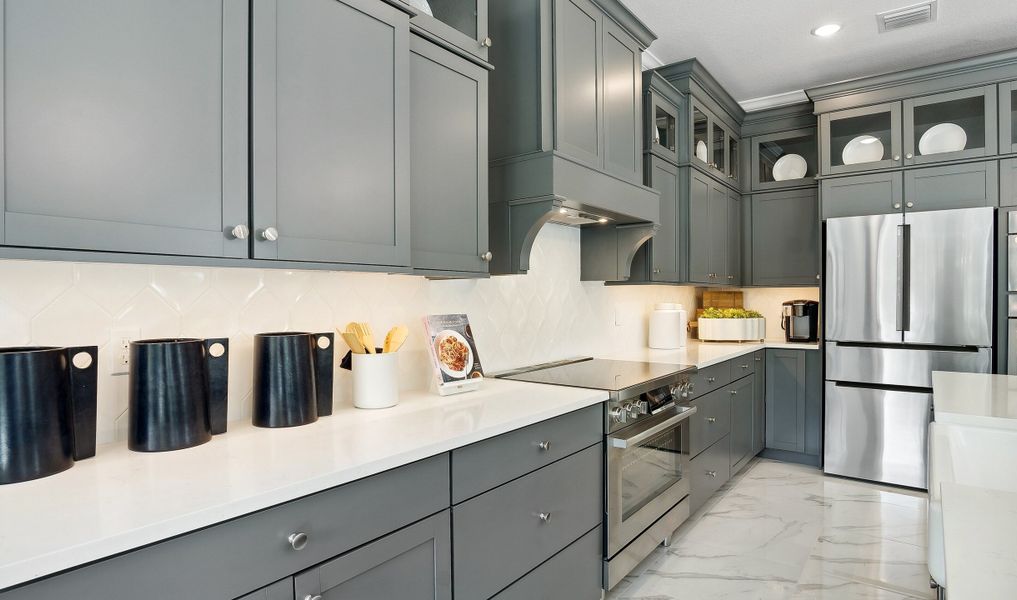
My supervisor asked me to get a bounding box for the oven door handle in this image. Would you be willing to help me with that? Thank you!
[609,406,697,449]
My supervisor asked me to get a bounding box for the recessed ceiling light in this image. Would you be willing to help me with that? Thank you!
[812,23,841,37]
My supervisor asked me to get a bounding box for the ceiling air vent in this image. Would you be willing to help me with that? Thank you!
[877,0,938,33]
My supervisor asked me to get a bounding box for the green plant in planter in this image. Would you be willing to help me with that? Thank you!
[700,308,763,319]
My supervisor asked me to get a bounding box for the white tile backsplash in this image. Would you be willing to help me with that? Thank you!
[740,287,820,339]
[0,224,700,444]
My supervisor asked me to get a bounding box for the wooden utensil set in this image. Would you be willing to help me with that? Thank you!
[340,322,408,354]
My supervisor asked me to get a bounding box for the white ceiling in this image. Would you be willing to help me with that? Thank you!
[620,0,1017,108]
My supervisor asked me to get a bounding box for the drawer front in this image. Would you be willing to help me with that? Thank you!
[452,405,602,503]
[690,434,731,513]
[2,455,450,600]
[688,361,731,399]
[491,526,602,600]
[689,386,732,457]
[453,444,603,600]
[729,354,756,377]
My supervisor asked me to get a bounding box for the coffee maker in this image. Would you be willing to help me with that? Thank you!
[781,300,819,343]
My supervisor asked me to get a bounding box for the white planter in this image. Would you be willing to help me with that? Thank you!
[698,318,765,342]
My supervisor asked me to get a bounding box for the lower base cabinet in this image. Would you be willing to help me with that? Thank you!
[237,579,293,600]
[763,348,822,465]
[752,350,765,455]
[690,433,731,512]
[491,526,602,600]
[729,375,755,473]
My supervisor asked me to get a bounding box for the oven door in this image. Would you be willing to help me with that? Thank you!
[606,404,696,557]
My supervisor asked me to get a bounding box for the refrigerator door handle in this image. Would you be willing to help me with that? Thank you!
[896,224,910,332]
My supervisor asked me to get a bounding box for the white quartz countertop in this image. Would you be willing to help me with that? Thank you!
[942,482,1017,598]
[601,339,820,369]
[932,371,1017,430]
[0,379,607,591]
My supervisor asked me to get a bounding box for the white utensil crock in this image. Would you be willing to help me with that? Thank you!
[352,352,399,409]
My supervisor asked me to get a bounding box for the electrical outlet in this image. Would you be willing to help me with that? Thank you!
[109,328,140,375]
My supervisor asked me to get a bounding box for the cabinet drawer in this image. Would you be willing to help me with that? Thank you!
[453,444,602,600]
[689,386,732,457]
[2,455,450,600]
[491,526,602,600]
[729,354,756,377]
[452,405,602,503]
[688,361,731,399]
[689,434,731,513]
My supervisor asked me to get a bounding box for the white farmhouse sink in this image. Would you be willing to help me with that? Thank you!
[927,421,1017,587]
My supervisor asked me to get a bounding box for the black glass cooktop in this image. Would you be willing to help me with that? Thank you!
[499,358,694,392]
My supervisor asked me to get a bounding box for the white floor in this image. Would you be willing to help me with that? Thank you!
[608,459,933,599]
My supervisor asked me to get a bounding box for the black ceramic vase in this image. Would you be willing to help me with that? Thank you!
[253,332,334,428]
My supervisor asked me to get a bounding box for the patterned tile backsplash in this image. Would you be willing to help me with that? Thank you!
[0,223,816,444]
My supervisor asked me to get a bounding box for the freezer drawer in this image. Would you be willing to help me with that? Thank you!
[825,343,991,388]
[824,382,930,489]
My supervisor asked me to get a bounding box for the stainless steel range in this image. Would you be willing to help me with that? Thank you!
[499,358,697,590]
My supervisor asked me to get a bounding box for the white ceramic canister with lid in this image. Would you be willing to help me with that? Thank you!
[648,303,687,349]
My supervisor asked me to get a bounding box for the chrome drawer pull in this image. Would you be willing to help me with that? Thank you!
[706,416,717,423]
[288,532,308,551]
[740,364,749,369]
[538,512,552,523]
[755,357,761,362]
[537,440,551,451]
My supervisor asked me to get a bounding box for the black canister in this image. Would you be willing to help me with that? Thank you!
[0,345,98,485]
[253,332,334,428]
[128,338,229,452]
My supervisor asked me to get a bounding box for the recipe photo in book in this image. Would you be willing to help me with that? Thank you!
[424,314,485,385]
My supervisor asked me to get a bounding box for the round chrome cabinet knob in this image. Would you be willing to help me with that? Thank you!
[538,512,552,523]
[893,155,901,161]
[228,224,249,240]
[482,37,493,47]
[537,440,551,451]
[906,153,914,159]
[480,251,493,262]
[894,203,902,209]
[304,595,323,600]
[260,227,279,242]
[906,202,914,208]
[288,532,308,551]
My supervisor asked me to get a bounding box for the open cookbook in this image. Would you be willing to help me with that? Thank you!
[424,314,484,396]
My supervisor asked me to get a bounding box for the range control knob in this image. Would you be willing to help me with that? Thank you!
[629,401,649,417]
[610,407,628,424]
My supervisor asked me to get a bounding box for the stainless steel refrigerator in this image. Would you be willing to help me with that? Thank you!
[824,206,994,489]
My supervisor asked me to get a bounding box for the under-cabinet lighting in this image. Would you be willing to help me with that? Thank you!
[811,23,841,37]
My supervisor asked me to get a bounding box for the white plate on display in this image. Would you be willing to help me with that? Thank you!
[919,123,967,155]
[433,330,473,379]
[772,153,808,181]
[842,135,885,165]
[695,140,709,163]
[407,0,433,16]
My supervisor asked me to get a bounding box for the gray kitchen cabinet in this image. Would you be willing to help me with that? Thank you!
[1002,81,1017,155]
[409,35,490,274]
[237,579,293,600]
[1003,158,1017,207]
[409,0,490,62]
[491,526,602,600]
[819,101,902,175]
[690,98,736,182]
[707,178,729,284]
[252,0,410,266]
[689,170,732,285]
[751,350,765,455]
[750,189,820,286]
[552,0,603,169]
[642,156,680,282]
[820,171,903,219]
[646,85,681,164]
[726,188,741,285]
[904,160,999,212]
[0,0,249,258]
[729,375,755,474]
[293,511,451,600]
[689,386,732,458]
[689,434,730,513]
[602,17,643,183]
[903,85,997,166]
[764,349,822,464]
[750,127,818,192]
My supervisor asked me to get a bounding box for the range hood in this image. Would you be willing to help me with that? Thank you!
[488,151,661,275]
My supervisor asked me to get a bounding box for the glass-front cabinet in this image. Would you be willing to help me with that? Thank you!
[692,103,710,169]
[690,97,737,181]
[647,90,679,163]
[410,0,489,62]
[711,121,727,173]
[727,134,739,183]
[903,85,997,165]
[1001,81,1017,154]
[820,101,902,175]
[751,128,817,191]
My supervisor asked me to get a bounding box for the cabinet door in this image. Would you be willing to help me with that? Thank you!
[903,85,997,166]
[725,188,741,285]
[409,36,489,273]
[294,511,451,600]
[690,99,712,170]
[752,350,765,455]
[820,171,903,219]
[727,133,740,185]
[708,181,729,284]
[820,101,902,175]
[236,579,293,600]
[553,0,602,168]
[1001,81,1017,155]
[751,128,817,192]
[688,169,712,283]
[252,0,410,266]
[646,156,679,281]
[601,18,641,183]
[751,189,820,286]
[765,349,806,453]
[729,375,755,471]
[648,90,679,163]
[1003,158,1017,207]
[904,160,998,213]
[409,0,489,62]
[0,0,248,257]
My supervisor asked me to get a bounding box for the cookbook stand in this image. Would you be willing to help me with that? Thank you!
[432,376,483,397]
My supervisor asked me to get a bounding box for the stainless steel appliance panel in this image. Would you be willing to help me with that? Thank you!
[824,382,930,489]
[825,343,992,388]
[1009,235,1017,292]
[604,498,689,590]
[1010,320,1017,375]
[825,213,903,343]
[904,207,994,347]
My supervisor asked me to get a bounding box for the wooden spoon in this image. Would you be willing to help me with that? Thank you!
[383,325,409,353]
[349,322,376,354]
[339,330,366,354]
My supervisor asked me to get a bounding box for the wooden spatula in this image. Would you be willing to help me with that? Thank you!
[383,325,409,353]
[349,322,376,354]
[339,330,366,354]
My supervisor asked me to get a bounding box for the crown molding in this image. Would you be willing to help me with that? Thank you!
[739,90,810,113]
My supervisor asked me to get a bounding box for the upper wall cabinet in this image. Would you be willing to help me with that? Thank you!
[1001,81,1017,154]
[252,0,410,267]
[409,0,490,62]
[0,0,249,258]
[750,128,817,191]
[409,35,489,274]
[691,99,735,182]
[646,86,680,164]
[820,102,902,175]
[903,85,997,165]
